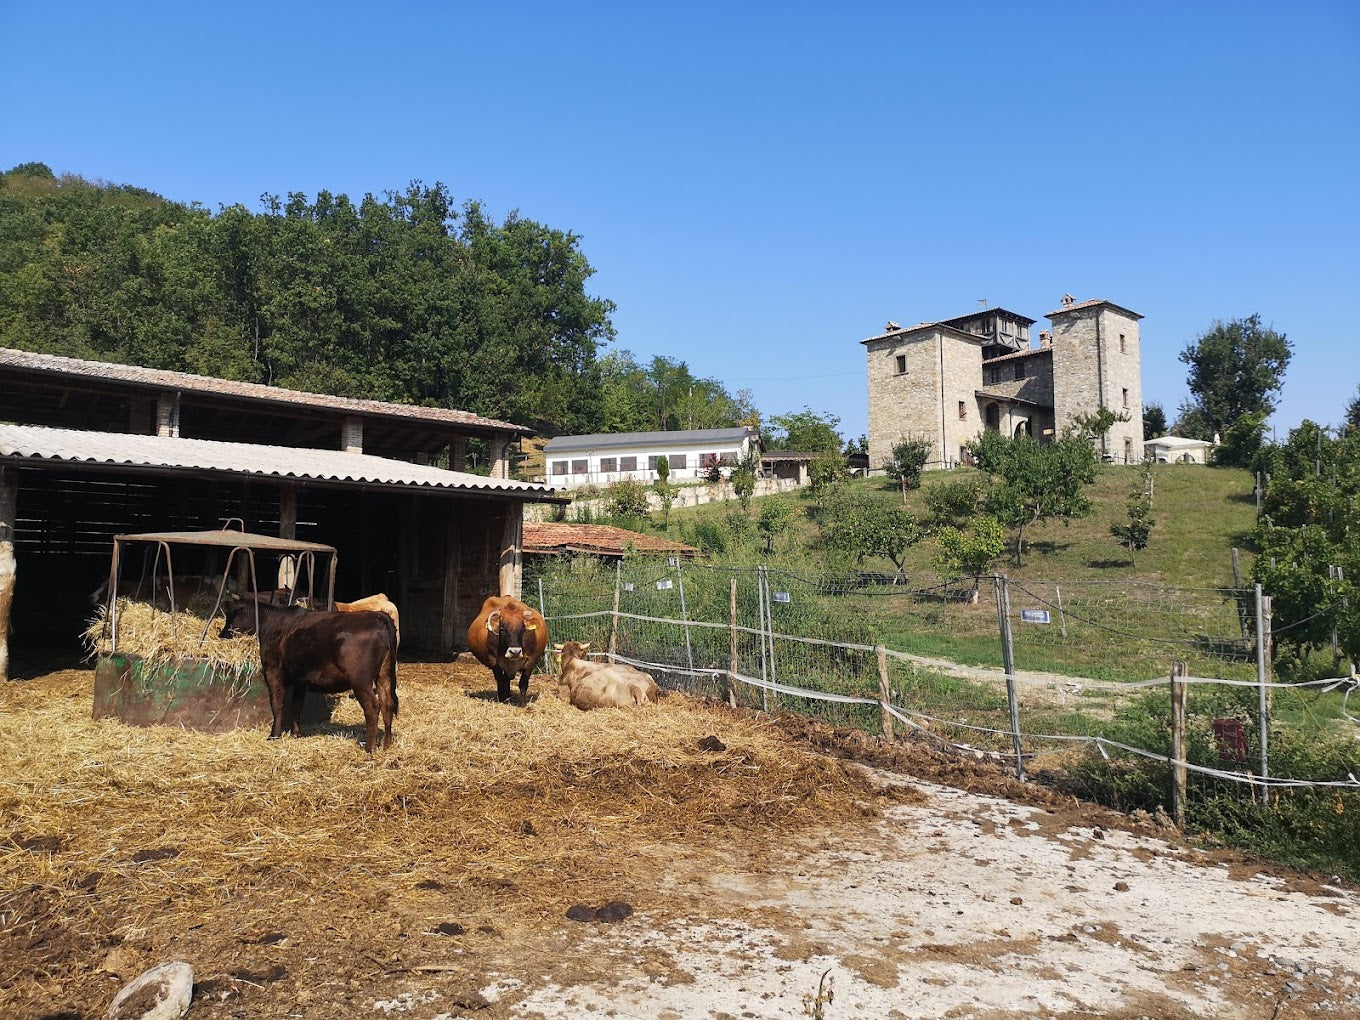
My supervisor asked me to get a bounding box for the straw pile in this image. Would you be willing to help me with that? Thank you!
[0,661,913,1014]
[82,599,259,675]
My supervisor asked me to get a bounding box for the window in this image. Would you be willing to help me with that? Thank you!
[620,456,637,471]
[1014,361,1026,380]
[599,457,617,473]
[895,353,907,374]
[719,452,737,466]
[647,455,659,471]
[670,454,688,470]
[571,459,587,474]
[551,460,568,476]
[1122,387,1129,408]
[958,401,967,420]
[1119,333,1126,353]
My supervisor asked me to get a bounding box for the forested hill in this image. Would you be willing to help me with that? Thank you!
[0,163,752,437]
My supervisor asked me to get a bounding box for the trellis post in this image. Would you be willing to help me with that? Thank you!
[876,645,893,741]
[994,574,1024,781]
[728,577,739,709]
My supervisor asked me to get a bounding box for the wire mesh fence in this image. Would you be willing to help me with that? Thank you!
[526,557,1360,869]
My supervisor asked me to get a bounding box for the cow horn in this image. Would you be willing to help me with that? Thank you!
[486,610,500,633]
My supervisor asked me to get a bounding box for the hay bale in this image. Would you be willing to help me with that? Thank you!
[84,600,259,676]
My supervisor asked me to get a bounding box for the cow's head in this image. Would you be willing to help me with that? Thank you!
[488,605,540,665]
[219,599,258,639]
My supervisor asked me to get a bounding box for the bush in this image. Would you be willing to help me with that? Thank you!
[605,479,650,519]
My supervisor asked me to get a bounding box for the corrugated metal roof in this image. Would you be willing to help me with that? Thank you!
[0,423,559,499]
[0,346,525,434]
[544,427,754,453]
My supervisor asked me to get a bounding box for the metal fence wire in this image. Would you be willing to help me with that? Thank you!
[526,558,1360,848]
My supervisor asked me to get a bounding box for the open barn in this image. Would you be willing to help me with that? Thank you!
[0,347,566,676]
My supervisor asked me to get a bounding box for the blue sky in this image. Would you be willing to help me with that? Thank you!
[3,1,1356,442]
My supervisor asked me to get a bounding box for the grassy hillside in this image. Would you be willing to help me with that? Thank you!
[648,462,1260,590]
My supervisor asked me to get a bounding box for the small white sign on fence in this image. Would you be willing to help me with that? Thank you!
[667,557,679,566]
[1020,609,1051,624]
[622,582,635,592]
[772,591,791,604]
[656,579,674,590]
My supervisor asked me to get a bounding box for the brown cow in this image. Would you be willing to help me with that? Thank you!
[554,641,659,710]
[336,593,401,647]
[467,595,548,705]
[221,598,398,753]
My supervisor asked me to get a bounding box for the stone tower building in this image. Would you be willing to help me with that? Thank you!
[862,296,1144,471]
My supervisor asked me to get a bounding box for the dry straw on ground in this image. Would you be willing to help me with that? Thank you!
[0,661,912,1013]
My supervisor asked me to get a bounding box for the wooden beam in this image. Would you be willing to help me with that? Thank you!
[499,501,522,598]
[441,507,461,652]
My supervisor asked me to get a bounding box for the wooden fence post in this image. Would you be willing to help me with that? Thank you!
[608,560,622,664]
[876,645,893,741]
[1169,660,1188,826]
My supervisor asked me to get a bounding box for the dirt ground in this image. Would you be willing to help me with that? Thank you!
[1,656,1356,1020]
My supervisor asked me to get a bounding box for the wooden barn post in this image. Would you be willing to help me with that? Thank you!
[877,644,893,741]
[728,577,738,709]
[441,509,462,653]
[0,466,16,681]
[499,501,523,598]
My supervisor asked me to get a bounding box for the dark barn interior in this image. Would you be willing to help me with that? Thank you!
[0,347,561,676]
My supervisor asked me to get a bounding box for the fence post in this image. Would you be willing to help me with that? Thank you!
[1254,583,1271,806]
[537,576,546,618]
[993,574,1025,781]
[756,567,770,712]
[1169,660,1188,826]
[876,645,893,741]
[728,577,739,709]
[1232,548,1249,640]
[608,560,622,664]
[1054,584,1067,639]
[675,560,695,671]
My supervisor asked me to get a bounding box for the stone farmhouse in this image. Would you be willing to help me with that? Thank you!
[862,295,1144,472]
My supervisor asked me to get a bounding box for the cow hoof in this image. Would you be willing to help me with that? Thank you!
[266,734,282,741]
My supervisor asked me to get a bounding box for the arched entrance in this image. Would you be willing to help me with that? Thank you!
[1013,419,1031,439]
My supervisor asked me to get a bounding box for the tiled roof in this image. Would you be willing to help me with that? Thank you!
[984,345,1053,364]
[0,347,524,434]
[544,427,754,453]
[940,307,1037,327]
[522,522,699,558]
[0,423,558,499]
[860,322,985,345]
[974,389,1051,409]
[1045,299,1144,320]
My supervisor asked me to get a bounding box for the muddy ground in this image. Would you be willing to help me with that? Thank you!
[1,656,1356,1020]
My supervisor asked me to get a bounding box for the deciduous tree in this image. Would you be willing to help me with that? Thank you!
[1178,314,1292,439]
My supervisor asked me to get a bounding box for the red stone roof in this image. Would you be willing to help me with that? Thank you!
[984,345,1053,364]
[523,522,699,558]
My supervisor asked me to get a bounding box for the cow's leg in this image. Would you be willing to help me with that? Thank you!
[495,671,512,704]
[354,685,380,754]
[285,684,307,737]
[379,654,397,749]
[262,667,287,740]
[518,668,531,707]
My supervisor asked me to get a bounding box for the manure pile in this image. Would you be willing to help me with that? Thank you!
[0,661,910,1016]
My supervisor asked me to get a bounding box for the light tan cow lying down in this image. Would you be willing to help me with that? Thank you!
[335,593,401,647]
[554,641,660,710]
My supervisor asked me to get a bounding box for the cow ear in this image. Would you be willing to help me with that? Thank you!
[486,610,501,632]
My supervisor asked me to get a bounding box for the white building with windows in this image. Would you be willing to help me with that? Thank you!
[543,427,759,489]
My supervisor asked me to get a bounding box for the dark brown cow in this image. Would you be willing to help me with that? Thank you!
[221,598,398,753]
[466,595,548,705]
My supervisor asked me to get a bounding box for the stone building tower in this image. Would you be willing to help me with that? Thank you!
[1046,297,1145,461]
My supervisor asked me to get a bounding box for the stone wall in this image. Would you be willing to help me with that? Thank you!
[525,476,801,522]
[1050,304,1144,460]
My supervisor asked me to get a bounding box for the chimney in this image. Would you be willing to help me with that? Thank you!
[1060,293,1075,308]
[1040,330,1052,347]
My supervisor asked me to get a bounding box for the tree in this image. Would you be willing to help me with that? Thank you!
[766,406,843,453]
[653,478,678,525]
[883,434,931,497]
[1345,385,1360,430]
[1178,314,1292,439]
[817,490,925,578]
[1252,422,1360,664]
[934,515,1006,600]
[654,454,670,484]
[730,448,759,512]
[967,427,1099,566]
[1143,403,1167,439]
[1110,463,1156,561]
[1213,410,1268,468]
[923,475,989,529]
[757,500,794,553]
